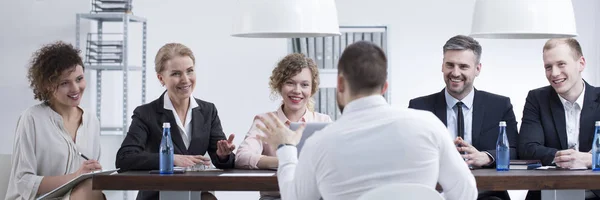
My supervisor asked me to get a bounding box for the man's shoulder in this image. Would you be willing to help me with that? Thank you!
[525,85,554,96]
[409,91,442,109]
[410,92,439,103]
[475,90,512,102]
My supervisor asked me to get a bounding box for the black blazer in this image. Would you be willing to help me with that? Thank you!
[519,81,600,165]
[115,92,235,200]
[408,89,519,167]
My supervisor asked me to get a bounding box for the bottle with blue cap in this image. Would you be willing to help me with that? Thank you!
[159,122,174,174]
[592,121,600,171]
[496,121,509,171]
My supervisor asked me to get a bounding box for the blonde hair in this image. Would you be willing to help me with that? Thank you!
[269,53,320,111]
[543,38,583,60]
[154,43,195,73]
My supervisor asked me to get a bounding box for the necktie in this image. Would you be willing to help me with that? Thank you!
[456,102,464,139]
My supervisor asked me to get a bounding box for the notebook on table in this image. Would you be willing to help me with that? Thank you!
[36,169,119,200]
[509,160,542,170]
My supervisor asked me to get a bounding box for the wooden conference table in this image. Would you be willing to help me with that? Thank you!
[93,169,600,200]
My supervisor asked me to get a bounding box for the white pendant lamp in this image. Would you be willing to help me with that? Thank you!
[470,0,578,39]
[231,0,341,38]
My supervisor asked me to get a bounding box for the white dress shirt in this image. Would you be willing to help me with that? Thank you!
[275,95,478,200]
[445,88,474,144]
[557,84,585,151]
[164,94,199,149]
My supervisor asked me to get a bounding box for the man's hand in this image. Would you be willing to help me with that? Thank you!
[455,137,492,167]
[255,113,306,151]
[554,149,591,169]
[174,155,211,167]
[217,134,236,160]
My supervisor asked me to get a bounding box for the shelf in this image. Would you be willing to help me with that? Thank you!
[87,65,143,71]
[88,55,122,61]
[88,48,123,54]
[96,0,130,3]
[101,127,124,132]
[88,40,124,47]
[77,13,146,23]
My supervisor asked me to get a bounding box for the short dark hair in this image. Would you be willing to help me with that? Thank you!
[443,35,482,63]
[337,41,387,95]
[27,41,84,102]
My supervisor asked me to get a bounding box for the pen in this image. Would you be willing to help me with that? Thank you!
[79,152,90,161]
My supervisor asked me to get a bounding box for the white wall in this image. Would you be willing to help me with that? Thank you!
[1,0,599,200]
[0,0,90,154]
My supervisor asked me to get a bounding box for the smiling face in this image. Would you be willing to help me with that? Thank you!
[49,65,86,108]
[157,56,196,101]
[442,49,481,100]
[280,68,313,113]
[543,43,585,96]
[270,53,320,112]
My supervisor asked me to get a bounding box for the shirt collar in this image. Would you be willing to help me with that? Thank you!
[163,94,199,111]
[445,87,475,110]
[276,104,312,124]
[342,95,388,115]
[558,82,585,108]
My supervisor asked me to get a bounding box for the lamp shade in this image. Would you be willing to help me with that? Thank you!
[231,0,341,38]
[470,0,577,39]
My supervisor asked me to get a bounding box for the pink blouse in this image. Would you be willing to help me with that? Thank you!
[235,107,332,169]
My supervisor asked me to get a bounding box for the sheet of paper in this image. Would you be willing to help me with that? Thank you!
[219,173,275,177]
[535,166,556,170]
[535,166,588,170]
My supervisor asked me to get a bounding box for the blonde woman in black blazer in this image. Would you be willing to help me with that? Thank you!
[116,43,236,200]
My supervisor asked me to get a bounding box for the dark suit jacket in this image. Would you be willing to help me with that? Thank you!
[115,92,235,200]
[519,81,600,166]
[408,89,519,167]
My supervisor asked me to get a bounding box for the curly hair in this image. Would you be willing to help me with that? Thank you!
[155,43,195,73]
[27,41,84,103]
[269,53,320,111]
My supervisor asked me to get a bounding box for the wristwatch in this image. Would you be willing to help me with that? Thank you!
[277,143,295,150]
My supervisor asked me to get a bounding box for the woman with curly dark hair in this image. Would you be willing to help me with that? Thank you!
[235,53,332,200]
[5,41,104,200]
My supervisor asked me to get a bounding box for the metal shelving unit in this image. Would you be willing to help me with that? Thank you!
[76,13,147,136]
[91,0,133,13]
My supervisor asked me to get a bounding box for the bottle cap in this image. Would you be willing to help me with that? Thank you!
[163,122,171,128]
[499,121,506,126]
[596,121,600,126]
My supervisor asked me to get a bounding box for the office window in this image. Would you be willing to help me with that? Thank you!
[289,26,389,120]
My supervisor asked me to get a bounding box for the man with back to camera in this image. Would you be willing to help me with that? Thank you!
[409,35,518,200]
[255,41,478,200]
[519,38,600,200]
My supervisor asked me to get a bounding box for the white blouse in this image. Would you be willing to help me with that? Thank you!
[5,103,101,200]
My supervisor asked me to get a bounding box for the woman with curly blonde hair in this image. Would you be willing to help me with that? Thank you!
[235,53,331,200]
[6,41,104,200]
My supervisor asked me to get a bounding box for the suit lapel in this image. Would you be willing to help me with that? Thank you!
[579,82,600,152]
[435,90,448,126]
[188,106,206,155]
[156,92,188,155]
[471,90,485,147]
[549,89,568,149]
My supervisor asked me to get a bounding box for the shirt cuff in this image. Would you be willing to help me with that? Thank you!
[234,152,263,169]
[483,151,495,166]
[276,145,298,167]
